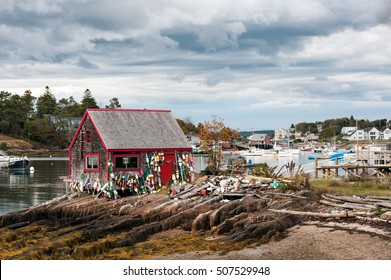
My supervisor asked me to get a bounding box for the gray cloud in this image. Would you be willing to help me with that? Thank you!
[167,74,185,83]
[378,2,391,25]
[77,56,98,69]
[1,0,391,129]
[203,67,235,87]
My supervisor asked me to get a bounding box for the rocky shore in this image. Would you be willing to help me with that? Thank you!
[1,175,391,260]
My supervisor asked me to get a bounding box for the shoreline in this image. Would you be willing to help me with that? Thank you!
[1,183,391,260]
[154,221,391,260]
[10,149,68,157]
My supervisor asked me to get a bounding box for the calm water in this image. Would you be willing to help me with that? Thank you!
[0,157,68,216]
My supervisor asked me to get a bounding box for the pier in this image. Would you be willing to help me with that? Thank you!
[314,157,391,178]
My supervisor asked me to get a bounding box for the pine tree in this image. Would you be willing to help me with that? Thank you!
[36,86,57,118]
[80,89,99,113]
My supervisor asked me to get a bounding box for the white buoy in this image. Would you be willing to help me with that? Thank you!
[29,166,35,173]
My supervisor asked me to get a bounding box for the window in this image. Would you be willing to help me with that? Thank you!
[85,154,99,172]
[114,155,139,170]
[85,130,92,143]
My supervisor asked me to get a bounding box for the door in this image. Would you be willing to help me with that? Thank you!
[160,152,175,184]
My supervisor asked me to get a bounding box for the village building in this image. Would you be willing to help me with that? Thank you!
[344,129,365,141]
[341,127,357,135]
[68,108,193,194]
[364,127,381,140]
[342,126,385,141]
[49,115,82,131]
[248,133,271,149]
[316,123,323,133]
[304,133,319,143]
[274,129,292,141]
[383,128,391,140]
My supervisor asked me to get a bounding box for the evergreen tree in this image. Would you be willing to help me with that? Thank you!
[36,86,57,118]
[349,115,355,126]
[105,97,121,108]
[56,96,82,117]
[20,90,36,119]
[80,89,99,113]
[0,91,12,134]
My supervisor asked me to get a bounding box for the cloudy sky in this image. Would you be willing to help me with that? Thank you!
[2,0,391,130]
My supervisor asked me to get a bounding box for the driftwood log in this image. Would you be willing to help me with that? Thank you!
[268,209,356,218]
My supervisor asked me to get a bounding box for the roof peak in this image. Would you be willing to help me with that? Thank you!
[86,108,171,113]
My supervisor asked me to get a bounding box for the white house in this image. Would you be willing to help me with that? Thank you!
[341,127,357,135]
[343,127,384,141]
[364,127,381,140]
[274,129,291,141]
[345,129,365,141]
[383,128,391,140]
[305,133,319,142]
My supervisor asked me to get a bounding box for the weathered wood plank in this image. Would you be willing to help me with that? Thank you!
[268,209,355,218]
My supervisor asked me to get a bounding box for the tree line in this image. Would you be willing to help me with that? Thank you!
[0,87,121,149]
[294,115,390,140]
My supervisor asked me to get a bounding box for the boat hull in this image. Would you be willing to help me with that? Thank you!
[8,158,30,171]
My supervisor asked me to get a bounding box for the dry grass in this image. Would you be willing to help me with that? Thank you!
[310,178,391,197]
[0,225,253,260]
[98,229,253,260]
[0,225,83,260]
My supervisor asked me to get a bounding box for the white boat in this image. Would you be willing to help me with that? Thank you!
[0,152,30,171]
[275,148,301,157]
[241,147,274,157]
[241,144,300,158]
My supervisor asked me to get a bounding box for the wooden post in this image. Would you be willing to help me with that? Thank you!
[314,158,318,178]
[335,157,339,177]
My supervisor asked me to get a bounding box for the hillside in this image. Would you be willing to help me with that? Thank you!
[0,134,68,156]
[0,134,36,151]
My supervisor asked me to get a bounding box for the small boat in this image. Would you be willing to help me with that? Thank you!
[308,148,344,160]
[0,151,30,171]
[307,148,324,159]
[301,146,313,152]
[241,147,274,157]
[8,156,30,171]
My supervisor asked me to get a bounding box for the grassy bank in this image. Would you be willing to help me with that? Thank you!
[310,178,391,197]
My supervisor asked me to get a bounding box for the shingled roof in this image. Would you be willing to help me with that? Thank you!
[84,109,191,150]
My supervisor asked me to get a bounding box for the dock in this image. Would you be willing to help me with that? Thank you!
[314,157,391,178]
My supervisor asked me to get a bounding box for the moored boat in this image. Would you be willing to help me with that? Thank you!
[8,156,30,171]
[0,152,30,171]
[308,148,345,160]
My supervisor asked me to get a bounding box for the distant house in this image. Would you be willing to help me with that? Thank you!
[341,127,357,136]
[345,129,365,141]
[383,128,391,140]
[274,129,292,141]
[305,133,319,142]
[316,123,323,133]
[187,132,200,153]
[248,134,271,148]
[50,116,82,130]
[68,109,192,187]
[364,127,381,140]
[344,128,382,141]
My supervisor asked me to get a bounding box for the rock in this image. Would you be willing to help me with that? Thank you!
[380,211,391,220]
[191,211,212,231]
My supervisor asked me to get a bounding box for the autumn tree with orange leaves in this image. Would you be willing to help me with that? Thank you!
[199,115,239,174]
